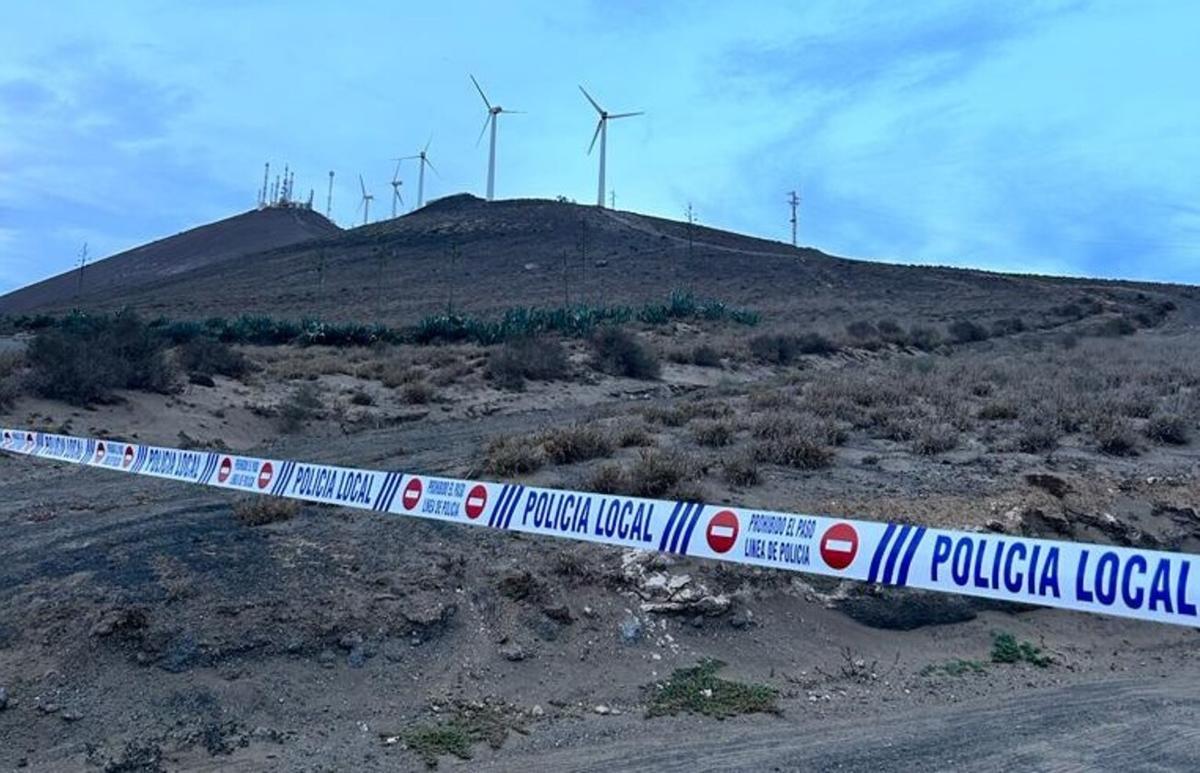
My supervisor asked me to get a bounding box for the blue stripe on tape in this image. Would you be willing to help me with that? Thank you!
[881,524,912,585]
[489,485,512,527]
[676,503,705,556]
[501,486,525,530]
[381,473,405,512]
[658,501,686,552]
[896,526,926,586]
[666,503,694,553]
[867,523,897,583]
[373,472,395,510]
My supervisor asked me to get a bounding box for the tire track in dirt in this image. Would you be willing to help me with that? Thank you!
[467,678,1200,772]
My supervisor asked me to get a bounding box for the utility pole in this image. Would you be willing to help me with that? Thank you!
[75,242,88,297]
[447,240,460,316]
[788,190,800,247]
[609,190,616,210]
[684,203,696,293]
[326,171,335,220]
[578,217,589,306]
[562,250,570,307]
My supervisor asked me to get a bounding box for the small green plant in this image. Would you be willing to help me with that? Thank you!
[483,435,546,476]
[403,700,528,769]
[990,632,1052,667]
[646,659,779,719]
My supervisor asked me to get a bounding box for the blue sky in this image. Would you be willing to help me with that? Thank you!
[1,0,1196,293]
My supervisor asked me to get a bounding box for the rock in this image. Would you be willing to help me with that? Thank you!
[642,574,669,593]
[619,616,644,644]
[317,649,337,669]
[60,710,83,722]
[729,609,754,629]
[499,642,527,662]
[542,604,573,624]
[347,646,367,669]
[338,632,364,650]
[666,574,692,593]
[530,705,544,718]
[498,569,540,601]
[0,687,7,710]
[1025,473,1072,499]
[38,702,60,714]
[593,705,610,715]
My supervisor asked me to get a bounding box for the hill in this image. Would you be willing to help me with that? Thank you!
[2,195,1196,333]
[0,206,341,315]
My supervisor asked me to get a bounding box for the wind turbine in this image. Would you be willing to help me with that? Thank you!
[580,86,643,208]
[358,174,374,226]
[471,75,522,201]
[389,160,405,218]
[399,138,438,210]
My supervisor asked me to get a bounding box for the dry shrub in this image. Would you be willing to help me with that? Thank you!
[613,421,654,448]
[1145,414,1189,446]
[1093,416,1139,456]
[277,383,322,433]
[753,436,834,470]
[348,388,374,406]
[233,497,298,526]
[978,401,1019,421]
[487,338,570,390]
[483,436,545,476]
[690,344,723,368]
[587,463,628,494]
[911,424,959,456]
[642,405,692,427]
[539,425,614,464]
[628,449,697,498]
[590,327,660,380]
[401,381,435,404]
[1016,417,1060,453]
[722,454,760,487]
[692,420,734,448]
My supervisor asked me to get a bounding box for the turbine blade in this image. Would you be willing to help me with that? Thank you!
[423,135,432,154]
[425,158,440,178]
[587,118,603,154]
[392,159,402,181]
[469,74,491,110]
[475,113,492,146]
[499,109,525,114]
[608,111,644,119]
[579,85,603,114]
[359,174,367,197]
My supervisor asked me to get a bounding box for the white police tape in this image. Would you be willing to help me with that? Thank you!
[3,426,1198,627]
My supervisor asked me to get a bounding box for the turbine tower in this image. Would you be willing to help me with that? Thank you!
[326,171,334,219]
[358,174,374,226]
[400,138,437,210]
[389,159,405,218]
[471,75,522,201]
[580,86,643,208]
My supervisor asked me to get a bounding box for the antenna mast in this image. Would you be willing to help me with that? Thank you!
[788,190,800,247]
[76,242,88,296]
[261,162,270,208]
[326,171,334,219]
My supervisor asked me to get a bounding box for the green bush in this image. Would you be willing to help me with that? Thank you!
[25,312,177,405]
[177,337,249,379]
[1145,414,1190,445]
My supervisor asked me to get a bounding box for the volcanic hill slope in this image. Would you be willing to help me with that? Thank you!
[0,207,341,316]
[6,194,1197,330]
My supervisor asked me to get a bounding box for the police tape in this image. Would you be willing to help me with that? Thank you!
[3,426,1198,627]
